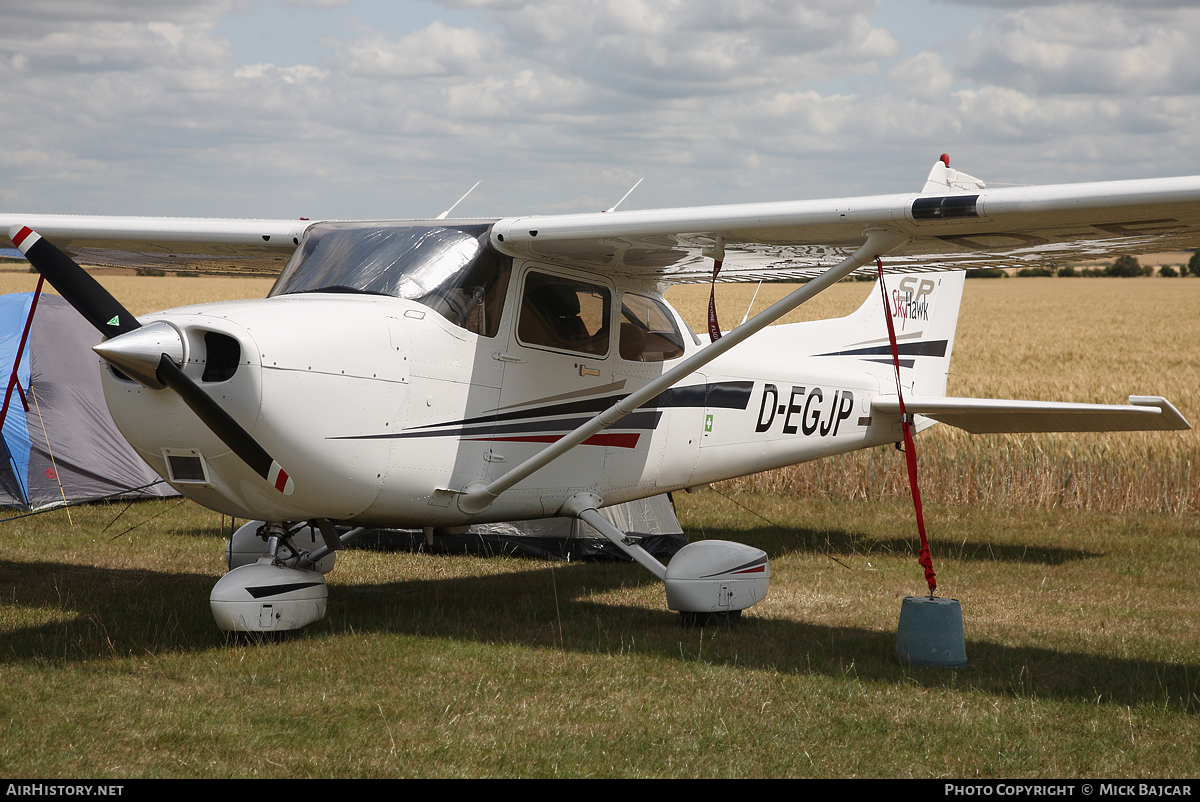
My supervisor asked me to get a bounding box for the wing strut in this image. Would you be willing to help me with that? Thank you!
[456,227,911,515]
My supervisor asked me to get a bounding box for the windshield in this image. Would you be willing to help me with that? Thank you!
[272,223,512,337]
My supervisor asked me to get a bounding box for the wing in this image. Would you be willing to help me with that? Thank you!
[489,170,1200,282]
[0,214,311,276]
[6,163,1200,281]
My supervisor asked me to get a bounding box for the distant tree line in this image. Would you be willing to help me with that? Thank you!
[966,251,1200,278]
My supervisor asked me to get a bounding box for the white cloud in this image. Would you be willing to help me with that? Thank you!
[331,21,501,78]
[960,3,1200,96]
[890,52,953,102]
[234,63,329,83]
[280,0,349,8]
[0,0,1196,220]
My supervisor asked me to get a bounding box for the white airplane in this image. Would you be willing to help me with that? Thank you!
[3,157,1196,633]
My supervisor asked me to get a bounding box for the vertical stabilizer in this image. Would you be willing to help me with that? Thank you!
[750,270,966,398]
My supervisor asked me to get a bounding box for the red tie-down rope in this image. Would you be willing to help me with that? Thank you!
[707,258,724,341]
[876,258,937,594]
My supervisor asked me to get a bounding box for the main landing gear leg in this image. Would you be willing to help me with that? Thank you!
[560,493,770,626]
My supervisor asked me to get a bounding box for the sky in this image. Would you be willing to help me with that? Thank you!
[1,0,1198,222]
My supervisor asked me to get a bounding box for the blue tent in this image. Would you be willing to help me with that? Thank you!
[0,292,175,510]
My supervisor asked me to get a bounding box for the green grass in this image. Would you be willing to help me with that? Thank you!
[1,494,1198,777]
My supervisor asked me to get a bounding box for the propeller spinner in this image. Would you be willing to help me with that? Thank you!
[8,225,294,495]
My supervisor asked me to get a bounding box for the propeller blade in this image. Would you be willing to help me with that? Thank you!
[9,225,295,496]
[8,225,140,338]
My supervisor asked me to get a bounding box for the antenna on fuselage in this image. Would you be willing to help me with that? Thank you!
[437,181,481,220]
[604,177,644,213]
[739,280,763,326]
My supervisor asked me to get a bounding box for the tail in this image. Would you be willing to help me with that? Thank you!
[753,270,966,397]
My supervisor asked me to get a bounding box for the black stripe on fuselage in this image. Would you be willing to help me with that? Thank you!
[336,411,664,441]
[816,340,947,359]
[327,380,753,442]
[409,380,751,432]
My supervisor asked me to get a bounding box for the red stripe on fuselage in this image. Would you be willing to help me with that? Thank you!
[466,432,642,449]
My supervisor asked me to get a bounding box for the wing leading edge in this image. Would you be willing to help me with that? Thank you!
[5,163,1200,281]
[489,171,1200,282]
[0,214,311,275]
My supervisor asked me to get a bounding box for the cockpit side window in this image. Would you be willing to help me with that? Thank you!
[422,244,511,338]
[517,271,611,356]
[618,292,685,362]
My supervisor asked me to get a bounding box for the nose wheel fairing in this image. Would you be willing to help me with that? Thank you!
[210,558,328,633]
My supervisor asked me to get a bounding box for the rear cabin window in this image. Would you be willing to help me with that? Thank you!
[618,292,685,362]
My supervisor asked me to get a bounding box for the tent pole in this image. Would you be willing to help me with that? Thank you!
[0,278,44,506]
[0,277,44,433]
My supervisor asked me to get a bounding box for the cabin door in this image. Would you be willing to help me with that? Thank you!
[488,266,615,494]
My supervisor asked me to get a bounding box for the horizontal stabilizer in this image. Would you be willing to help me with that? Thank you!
[872,395,1191,434]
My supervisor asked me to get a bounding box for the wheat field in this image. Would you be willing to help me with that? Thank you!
[0,268,276,315]
[3,266,1196,513]
[668,277,1200,514]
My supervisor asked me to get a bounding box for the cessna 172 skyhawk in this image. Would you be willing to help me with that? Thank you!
[2,157,1196,632]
